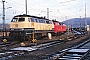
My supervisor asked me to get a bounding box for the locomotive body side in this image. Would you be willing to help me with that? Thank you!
[9,15,54,41]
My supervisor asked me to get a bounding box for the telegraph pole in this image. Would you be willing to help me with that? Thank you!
[47,8,49,19]
[2,0,7,42]
[85,3,87,33]
[41,8,51,19]
[25,0,27,15]
[2,0,5,31]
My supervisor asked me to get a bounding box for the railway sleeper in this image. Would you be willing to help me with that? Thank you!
[50,49,89,60]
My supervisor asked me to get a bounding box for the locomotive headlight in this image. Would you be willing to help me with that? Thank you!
[20,42,25,46]
[10,29,14,30]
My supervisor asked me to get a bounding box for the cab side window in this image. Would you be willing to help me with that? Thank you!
[34,18,37,22]
[31,18,38,22]
[46,20,49,24]
[28,18,31,22]
[18,18,25,22]
[31,18,34,22]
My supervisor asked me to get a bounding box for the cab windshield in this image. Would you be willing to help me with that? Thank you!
[11,18,18,22]
[11,18,25,22]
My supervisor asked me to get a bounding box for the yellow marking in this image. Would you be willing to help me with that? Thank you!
[31,22,34,27]
[32,39,37,43]
[3,39,7,42]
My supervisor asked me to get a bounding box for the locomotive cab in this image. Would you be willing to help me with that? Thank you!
[10,15,34,41]
[10,16,32,29]
[53,20,66,34]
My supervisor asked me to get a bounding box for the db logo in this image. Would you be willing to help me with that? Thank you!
[15,24,18,28]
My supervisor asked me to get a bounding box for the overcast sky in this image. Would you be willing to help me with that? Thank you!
[0,0,90,23]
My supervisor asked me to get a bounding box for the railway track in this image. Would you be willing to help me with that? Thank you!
[46,39,90,60]
[10,40,63,52]
[0,51,25,60]
[49,49,89,60]
[0,42,22,60]
[0,42,20,51]
[0,42,11,47]
[0,35,89,60]
[0,33,74,60]
[0,40,63,60]
[31,40,63,50]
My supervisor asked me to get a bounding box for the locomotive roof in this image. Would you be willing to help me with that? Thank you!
[14,14,48,20]
[52,20,65,24]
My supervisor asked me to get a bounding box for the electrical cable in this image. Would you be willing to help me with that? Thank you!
[8,0,44,12]
[51,0,80,17]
